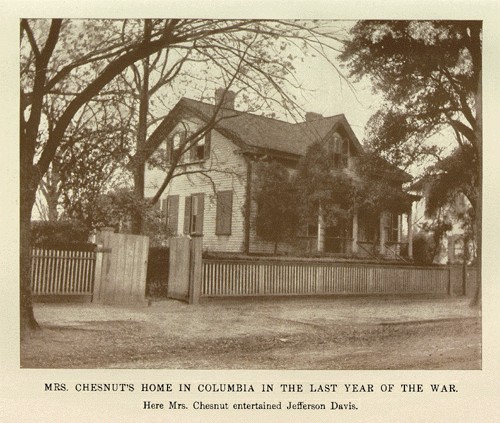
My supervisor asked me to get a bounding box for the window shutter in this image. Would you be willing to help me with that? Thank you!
[216,191,233,235]
[167,195,179,235]
[183,196,191,234]
[161,198,168,215]
[195,194,204,235]
[204,131,211,159]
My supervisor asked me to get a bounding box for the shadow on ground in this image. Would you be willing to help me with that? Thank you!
[21,296,481,369]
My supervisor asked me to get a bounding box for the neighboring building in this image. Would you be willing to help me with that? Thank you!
[411,180,476,264]
[144,89,417,259]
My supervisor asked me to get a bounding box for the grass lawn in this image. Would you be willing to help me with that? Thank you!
[21,295,481,369]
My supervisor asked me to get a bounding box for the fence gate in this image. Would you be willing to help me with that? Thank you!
[168,236,202,304]
[93,229,149,304]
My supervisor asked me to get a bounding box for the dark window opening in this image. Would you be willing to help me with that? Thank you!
[184,194,204,235]
[190,131,211,162]
[171,132,184,164]
[306,223,317,237]
[329,134,349,169]
[386,213,399,242]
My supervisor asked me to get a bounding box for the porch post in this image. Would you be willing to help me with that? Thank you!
[379,211,386,255]
[317,206,325,253]
[352,212,358,254]
[407,209,413,259]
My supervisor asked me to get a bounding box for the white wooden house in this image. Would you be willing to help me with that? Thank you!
[144,89,417,259]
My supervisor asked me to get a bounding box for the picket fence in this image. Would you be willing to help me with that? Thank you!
[31,247,96,296]
[202,259,453,297]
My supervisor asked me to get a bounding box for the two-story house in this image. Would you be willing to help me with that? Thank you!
[144,89,417,259]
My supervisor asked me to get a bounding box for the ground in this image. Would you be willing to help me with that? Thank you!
[21,296,481,369]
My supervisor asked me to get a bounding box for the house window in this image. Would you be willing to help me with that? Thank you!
[386,213,399,242]
[329,134,349,169]
[162,195,179,235]
[216,190,233,235]
[169,129,211,164]
[358,212,377,242]
[170,132,184,164]
[342,138,349,168]
[183,193,204,235]
[306,223,317,237]
[191,131,211,162]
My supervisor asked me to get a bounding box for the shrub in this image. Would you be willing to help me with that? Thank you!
[412,232,436,265]
[31,220,90,246]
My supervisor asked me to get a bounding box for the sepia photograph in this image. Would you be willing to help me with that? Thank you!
[5,0,500,420]
[19,18,483,371]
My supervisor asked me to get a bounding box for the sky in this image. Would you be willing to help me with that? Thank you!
[291,44,383,142]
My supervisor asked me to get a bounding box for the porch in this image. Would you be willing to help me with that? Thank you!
[298,209,414,261]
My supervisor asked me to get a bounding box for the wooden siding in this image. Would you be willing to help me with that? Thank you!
[145,117,248,252]
[31,247,95,296]
[202,259,451,297]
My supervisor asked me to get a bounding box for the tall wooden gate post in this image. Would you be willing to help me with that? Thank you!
[167,237,190,301]
[92,245,104,302]
[189,235,203,304]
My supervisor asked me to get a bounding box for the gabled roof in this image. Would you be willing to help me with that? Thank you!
[142,97,365,162]
[180,98,365,157]
[361,152,413,183]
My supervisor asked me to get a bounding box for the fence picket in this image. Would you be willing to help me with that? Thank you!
[202,259,469,298]
[31,247,96,297]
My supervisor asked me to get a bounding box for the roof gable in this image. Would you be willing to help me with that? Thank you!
[144,97,365,160]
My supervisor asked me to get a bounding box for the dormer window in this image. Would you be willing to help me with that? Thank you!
[168,129,211,165]
[172,132,183,163]
[329,133,349,169]
[190,131,211,162]
[341,137,349,168]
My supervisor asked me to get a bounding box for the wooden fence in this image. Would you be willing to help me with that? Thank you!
[31,230,150,304]
[31,247,96,297]
[93,230,149,304]
[202,259,467,297]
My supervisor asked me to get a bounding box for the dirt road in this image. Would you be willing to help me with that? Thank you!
[21,296,481,369]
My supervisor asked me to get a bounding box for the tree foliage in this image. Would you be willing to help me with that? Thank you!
[295,142,354,227]
[31,220,90,246]
[424,145,478,214]
[353,152,414,215]
[253,161,299,254]
[340,20,481,207]
[340,20,482,304]
[294,142,413,226]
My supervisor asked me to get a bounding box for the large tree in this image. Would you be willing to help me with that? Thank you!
[124,20,346,234]
[20,19,344,332]
[339,20,482,303]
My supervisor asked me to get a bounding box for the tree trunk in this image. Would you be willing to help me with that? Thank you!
[130,21,152,235]
[131,164,145,234]
[470,68,482,308]
[20,177,39,335]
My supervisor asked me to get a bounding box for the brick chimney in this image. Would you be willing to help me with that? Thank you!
[305,112,323,122]
[215,88,236,109]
